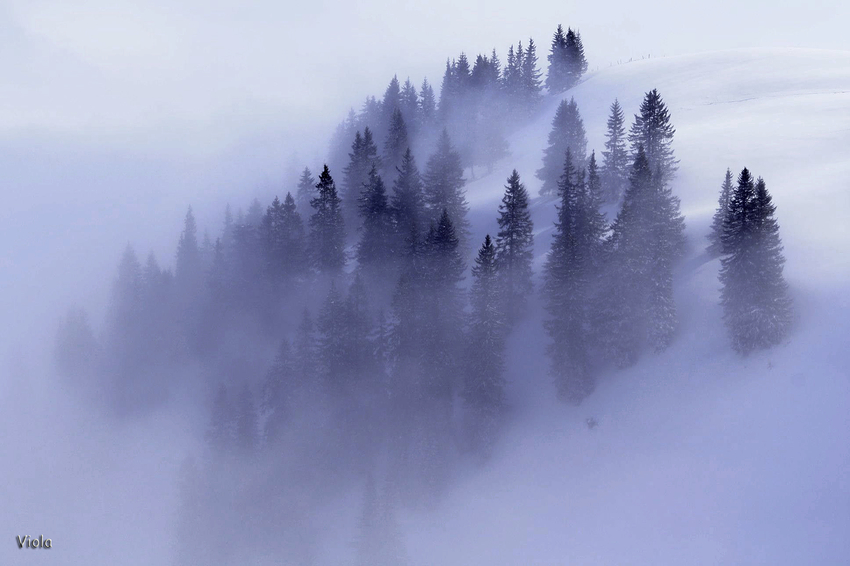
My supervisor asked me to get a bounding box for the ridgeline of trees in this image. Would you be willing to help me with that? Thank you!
[52,24,792,565]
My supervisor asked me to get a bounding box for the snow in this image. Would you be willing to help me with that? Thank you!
[414,48,850,565]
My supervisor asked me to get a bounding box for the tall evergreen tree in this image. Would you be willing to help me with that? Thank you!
[543,150,596,403]
[599,146,686,366]
[176,206,201,285]
[600,99,630,203]
[536,97,588,196]
[419,78,437,130]
[399,78,419,138]
[309,165,346,275]
[357,166,396,272]
[546,24,570,94]
[390,148,426,243]
[464,234,506,454]
[520,38,543,110]
[343,128,382,230]
[564,28,588,88]
[295,167,316,214]
[382,108,409,183]
[719,170,792,354]
[494,170,535,322]
[707,168,734,257]
[629,89,678,185]
[423,129,469,246]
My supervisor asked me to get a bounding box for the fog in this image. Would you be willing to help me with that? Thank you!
[2,2,849,565]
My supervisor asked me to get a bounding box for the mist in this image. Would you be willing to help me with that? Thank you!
[2,2,850,565]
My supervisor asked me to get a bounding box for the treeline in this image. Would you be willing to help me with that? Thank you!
[51,23,794,565]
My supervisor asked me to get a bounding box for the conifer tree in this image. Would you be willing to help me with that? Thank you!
[343,128,382,230]
[421,209,465,402]
[399,78,419,138]
[494,170,535,322]
[537,98,588,196]
[600,99,630,203]
[309,165,346,276]
[564,28,588,87]
[707,168,734,257]
[357,166,396,272]
[390,148,426,242]
[464,235,506,453]
[520,38,543,110]
[176,207,201,285]
[382,108,409,183]
[719,170,792,353]
[546,24,570,94]
[419,78,437,130]
[423,129,469,246]
[629,89,678,185]
[543,150,595,403]
[295,167,316,214]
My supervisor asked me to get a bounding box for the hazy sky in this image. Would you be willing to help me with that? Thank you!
[2,0,846,158]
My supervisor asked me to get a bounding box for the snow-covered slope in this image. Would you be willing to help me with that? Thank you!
[411,48,850,565]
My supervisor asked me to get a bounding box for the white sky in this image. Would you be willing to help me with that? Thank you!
[2,0,846,158]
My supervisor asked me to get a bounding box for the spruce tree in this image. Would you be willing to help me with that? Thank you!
[464,235,506,453]
[546,24,570,94]
[390,148,426,243]
[707,168,734,257]
[400,78,419,138]
[600,99,630,203]
[419,78,437,130]
[520,38,543,110]
[423,129,469,246]
[543,150,595,403]
[629,89,678,185]
[343,128,382,230]
[382,108,409,184]
[719,170,792,354]
[536,97,588,196]
[564,28,588,87]
[309,165,346,275]
[357,166,396,272]
[494,170,535,322]
[295,167,316,214]
[176,207,201,285]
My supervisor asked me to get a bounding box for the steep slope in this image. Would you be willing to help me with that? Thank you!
[408,48,850,565]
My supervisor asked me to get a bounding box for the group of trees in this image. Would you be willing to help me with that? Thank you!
[329,24,589,184]
[537,89,674,206]
[52,23,796,564]
[707,168,792,353]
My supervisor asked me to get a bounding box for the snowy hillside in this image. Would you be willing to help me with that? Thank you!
[406,48,850,565]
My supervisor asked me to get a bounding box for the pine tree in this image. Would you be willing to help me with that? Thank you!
[400,78,419,138]
[520,38,543,110]
[707,168,734,257]
[419,78,437,131]
[543,150,595,403]
[421,209,465,401]
[343,128,382,230]
[536,97,588,196]
[546,24,570,94]
[390,148,426,243]
[564,28,588,87]
[176,206,201,285]
[719,171,792,354]
[464,235,506,454]
[629,89,678,185]
[423,129,469,246]
[494,170,535,322]
[309,165,346,275]
[295,167,316,214]
[357,166,396,272]
[382,108,409,183]
[599,146,686,365]
[260,193,306,287]
[600,99,630,203]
